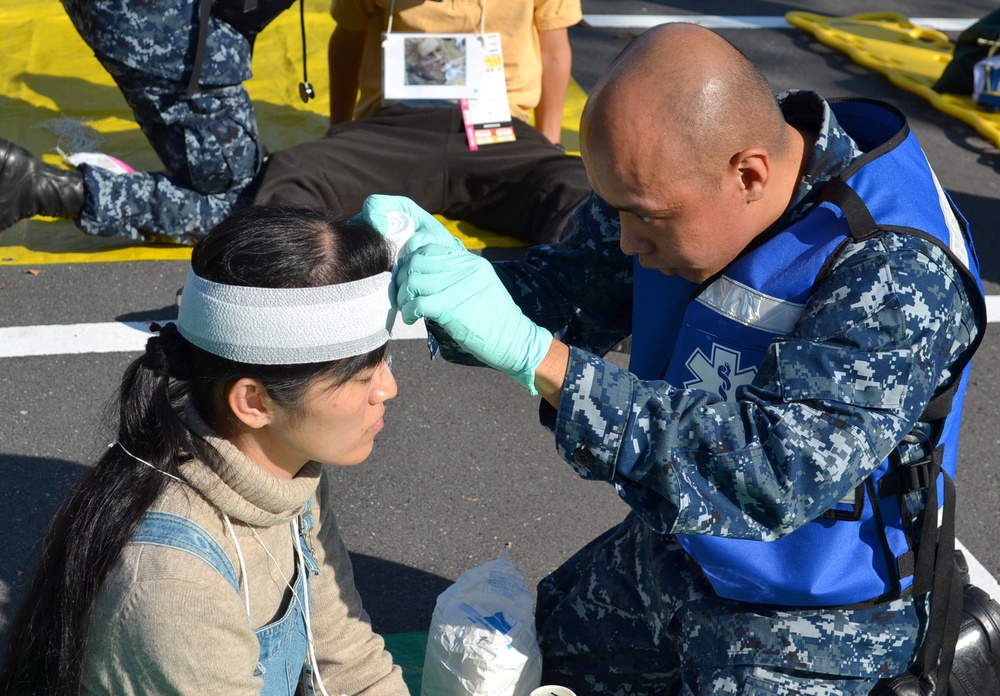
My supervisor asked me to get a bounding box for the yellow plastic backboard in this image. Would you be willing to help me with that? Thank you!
[786,11,1000,149]
[0,0,586,265]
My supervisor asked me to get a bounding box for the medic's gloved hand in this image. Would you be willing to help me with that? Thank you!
[396,241,553,395]
[359,194,457,258]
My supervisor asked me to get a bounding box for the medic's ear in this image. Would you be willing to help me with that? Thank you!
[227,378,273,430]
[730,147,769,202]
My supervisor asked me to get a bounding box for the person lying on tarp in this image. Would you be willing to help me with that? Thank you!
[252,0,590,246]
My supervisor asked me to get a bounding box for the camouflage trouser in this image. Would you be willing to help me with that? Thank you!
[536,514,926,695]
[75,48,263,243]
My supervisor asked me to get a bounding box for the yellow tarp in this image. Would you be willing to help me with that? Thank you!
[786,11,1000,149]
[0,0,586,265]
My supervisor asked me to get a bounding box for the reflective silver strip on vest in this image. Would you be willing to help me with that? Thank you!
[696,275,806,335]
[928,165,971,273]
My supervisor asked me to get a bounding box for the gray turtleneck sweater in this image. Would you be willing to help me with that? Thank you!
[81,413,409,695]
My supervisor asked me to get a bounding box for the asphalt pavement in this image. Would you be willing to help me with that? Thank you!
[2,0,1000,650]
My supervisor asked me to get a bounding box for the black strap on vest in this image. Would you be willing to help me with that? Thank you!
[870,389,964,695]
[820,174,970,693]
[871,465,962,695]
[920,379,960,424]
[878,381,959,500]
[817,175,880,241]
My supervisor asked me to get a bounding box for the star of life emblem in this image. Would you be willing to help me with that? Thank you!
[683,344,757,402]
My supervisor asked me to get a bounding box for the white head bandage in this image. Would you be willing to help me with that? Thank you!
[177,270,394,364]
[175,211,416,365]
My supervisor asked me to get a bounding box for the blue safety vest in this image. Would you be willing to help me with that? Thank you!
[629,99,987,607]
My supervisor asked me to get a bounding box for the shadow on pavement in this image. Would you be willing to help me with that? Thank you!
[0,453,89,648]
[349,553,453,635]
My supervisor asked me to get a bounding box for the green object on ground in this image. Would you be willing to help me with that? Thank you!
[384,631,428,693]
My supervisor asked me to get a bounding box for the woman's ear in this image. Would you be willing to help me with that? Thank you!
[227,378,273,430]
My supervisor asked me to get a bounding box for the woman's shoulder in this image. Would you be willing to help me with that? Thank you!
[83,536,261,692]
[99,510,245,610]
[86,533,256,662]
[97,487,245,616]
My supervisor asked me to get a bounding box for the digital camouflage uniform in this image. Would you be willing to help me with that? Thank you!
[62,0,293,243]
[432,91,982,695]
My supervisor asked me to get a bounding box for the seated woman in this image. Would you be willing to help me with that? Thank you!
[0,205,410,695]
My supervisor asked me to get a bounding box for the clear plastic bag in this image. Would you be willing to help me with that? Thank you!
[421,549,542,696]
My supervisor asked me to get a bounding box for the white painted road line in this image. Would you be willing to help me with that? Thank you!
[957,538,1000,599]
[986,296,1000,324]
[581,15,976,32]
[0,321,152,358]
[0,316,429,359]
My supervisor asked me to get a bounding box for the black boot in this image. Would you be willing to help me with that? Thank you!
[0,138,85,230]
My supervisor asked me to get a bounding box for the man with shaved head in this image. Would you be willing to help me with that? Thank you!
[581,25,804,285]
[369,23,986,694]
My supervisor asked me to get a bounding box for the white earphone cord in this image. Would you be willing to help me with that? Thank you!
[293,515,333,696]
[222,513,253,624]
[113,438,185,484]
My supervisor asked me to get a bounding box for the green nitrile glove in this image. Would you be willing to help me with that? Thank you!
[359,194,461,258]
[396,241,553,395]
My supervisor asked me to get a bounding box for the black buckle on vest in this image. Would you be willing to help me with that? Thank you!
[879,459,933,497]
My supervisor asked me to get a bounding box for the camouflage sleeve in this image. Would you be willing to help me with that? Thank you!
[431,193,634,364]
[550,233,980,540]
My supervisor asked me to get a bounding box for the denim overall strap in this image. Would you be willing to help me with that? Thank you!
[130,511,240,591]
[130,509,318,695]
[257,503,319,696]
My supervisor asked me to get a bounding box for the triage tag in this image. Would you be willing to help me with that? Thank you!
[460,32,515,151]
[382,32,485,100]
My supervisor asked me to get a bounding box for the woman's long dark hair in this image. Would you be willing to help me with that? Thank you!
[0,205,394,695]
